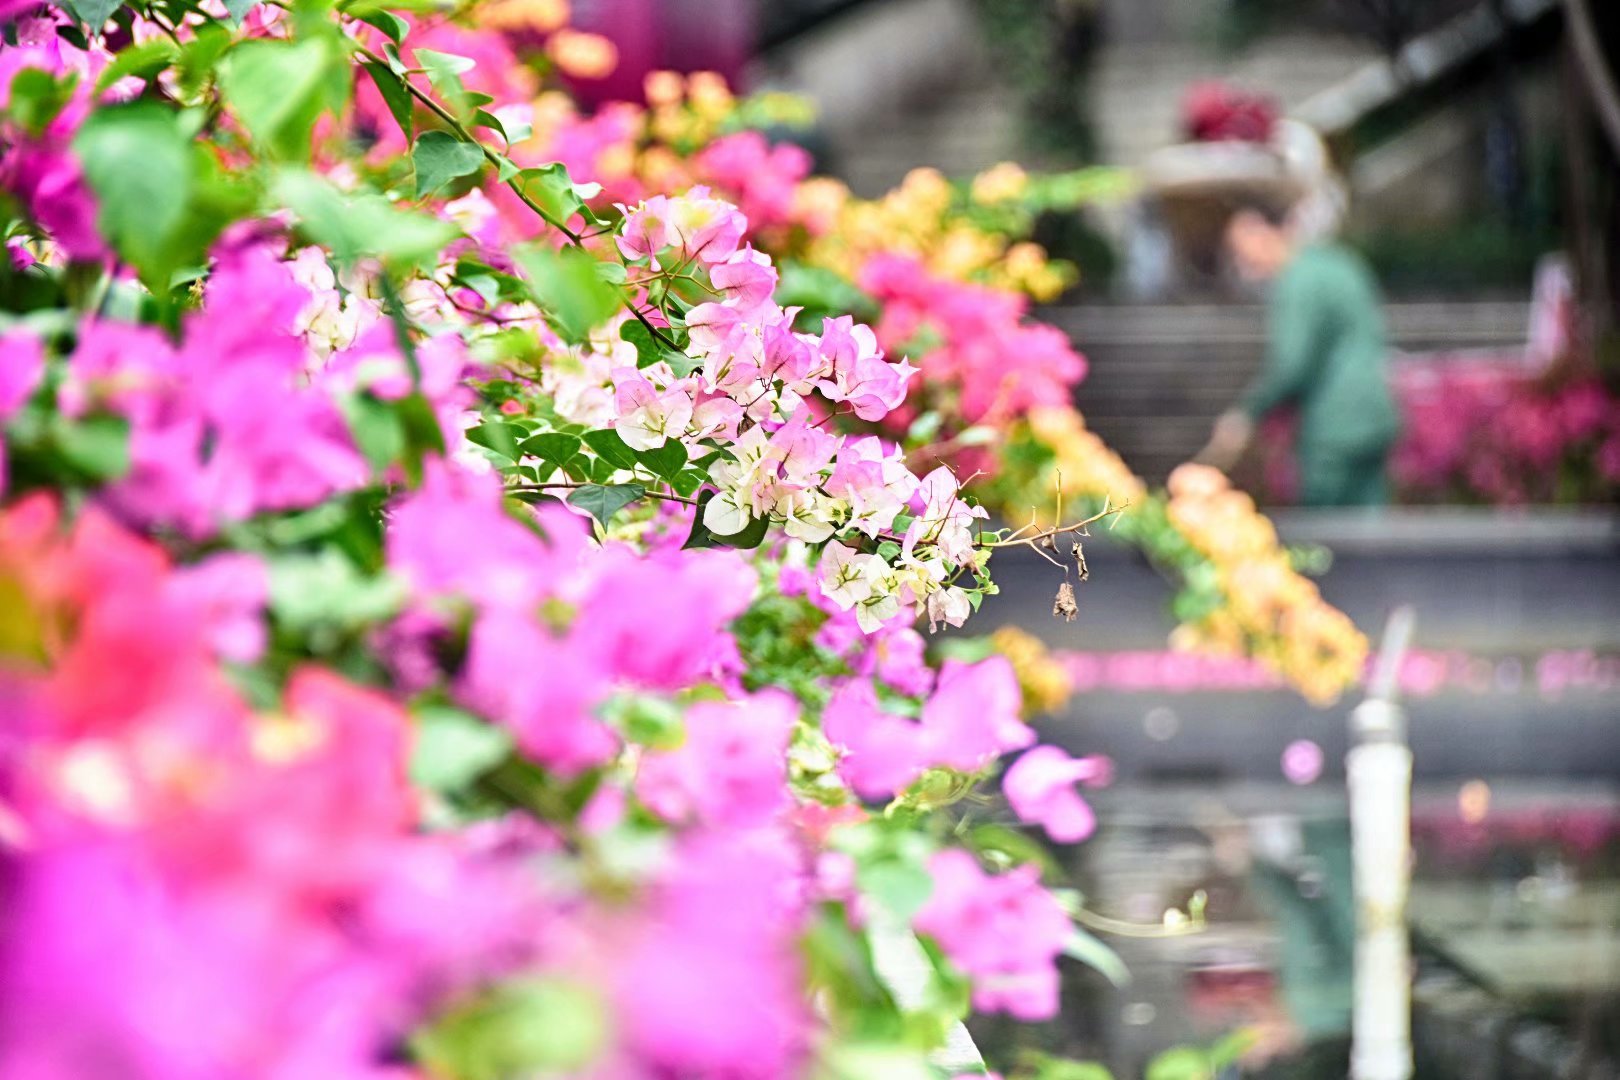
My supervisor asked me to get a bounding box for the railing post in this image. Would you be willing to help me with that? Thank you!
[1348,606,1416,1080]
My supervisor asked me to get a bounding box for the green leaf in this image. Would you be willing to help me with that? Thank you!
[94,38,178,95]
[669,468,704,498]
[713,511,769,550]
[73,101,192,288]
[414,48,474,119]
[680,488,768,551]
[682,491,720,549]
[610,695,684,750]
[520,431,582,466]
[7,69,79,139]
[1144,1048,1212,1080]
[273,169,459,269]
[50,413,129,481]
[566,482,645,526]
[396,390,446,485]
[66,0,123,30]
[964,822,1062,877]
[1207,1030,1259,1069]
[1062,928,1131,988]
[858,859,935,921]
[636,439,686,481]
[174,23,233,100]
[361,60,413,139]
[513,162,595,226]
[268,551,405,635]
[466,420,524,464]
[620,317,661,368]
[410,705,513,793]
[774,259,879,326]
[414,47,475,76]
[816,1045,937,1080]
[513,245,622,343]
[471,108,507,142]
[664,351,701,379]
[1021,1056,1115,1080]
[580,428,638,471]
[411,130,484,198]
[222,0,259,22]
[350,6,407,41]
[341,0,442,12]
[219,38,340,161]
[411,979,608,1080]
[340,392,406,473]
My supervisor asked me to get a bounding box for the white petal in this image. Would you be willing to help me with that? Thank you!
[703,491,750,536]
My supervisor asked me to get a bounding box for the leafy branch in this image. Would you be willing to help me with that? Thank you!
[346,37,683,354]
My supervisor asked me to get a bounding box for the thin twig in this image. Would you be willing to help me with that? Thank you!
[982,495,1128,552]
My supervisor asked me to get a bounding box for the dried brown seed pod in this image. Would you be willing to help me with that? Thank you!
[1052,581,1078,622]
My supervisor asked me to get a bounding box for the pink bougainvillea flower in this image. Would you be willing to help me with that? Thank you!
[637,691,797,827]
[387,458,586,613]
[0,328,44,495]
[859,254,1086,429]
[693,131,812,231]
[821,678,930,800]
[0,328,43,418]
[709,245,779,314]
[920,656,1033,771]
[572,544,757,692]
[1004,745,1112,843]
[166,551,270,664]
[913,849,1071,1021]
[458,605,618,776]
[615,828,810,1076]
[1282,739,1324,785]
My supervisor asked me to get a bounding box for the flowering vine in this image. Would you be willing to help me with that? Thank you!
[0,2,1152,1077]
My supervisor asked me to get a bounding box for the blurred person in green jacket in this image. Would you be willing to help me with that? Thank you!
[1197,196,1401,506]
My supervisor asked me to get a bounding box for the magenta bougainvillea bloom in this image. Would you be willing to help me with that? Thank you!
[1004,745,1114,844]
[921,656,1035,771]
[822,677,930,800]
[0,328,43,495]
[1282,739,1325,785]
[0,3,1158,1065]
[637,691,797,827]
[913,849,1073,1020]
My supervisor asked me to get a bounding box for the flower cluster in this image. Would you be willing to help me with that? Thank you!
[481,26,1366,702]
[1164,464,1368,705]
[1258,360,1620,507]
[991,409,1366,704]
[539,192,998,633]
[1390,362,1620,505]
[1181,80,1279,144]
[0,499,539,1077]
[509,66,1098,299]
[0,4,1138,1075]
[861,253,1087,432]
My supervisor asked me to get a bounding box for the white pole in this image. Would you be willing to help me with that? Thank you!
[1348,608,1416,1080]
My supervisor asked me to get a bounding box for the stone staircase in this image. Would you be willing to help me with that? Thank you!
[1046,300,1531,484]
[789,0,1385,194]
